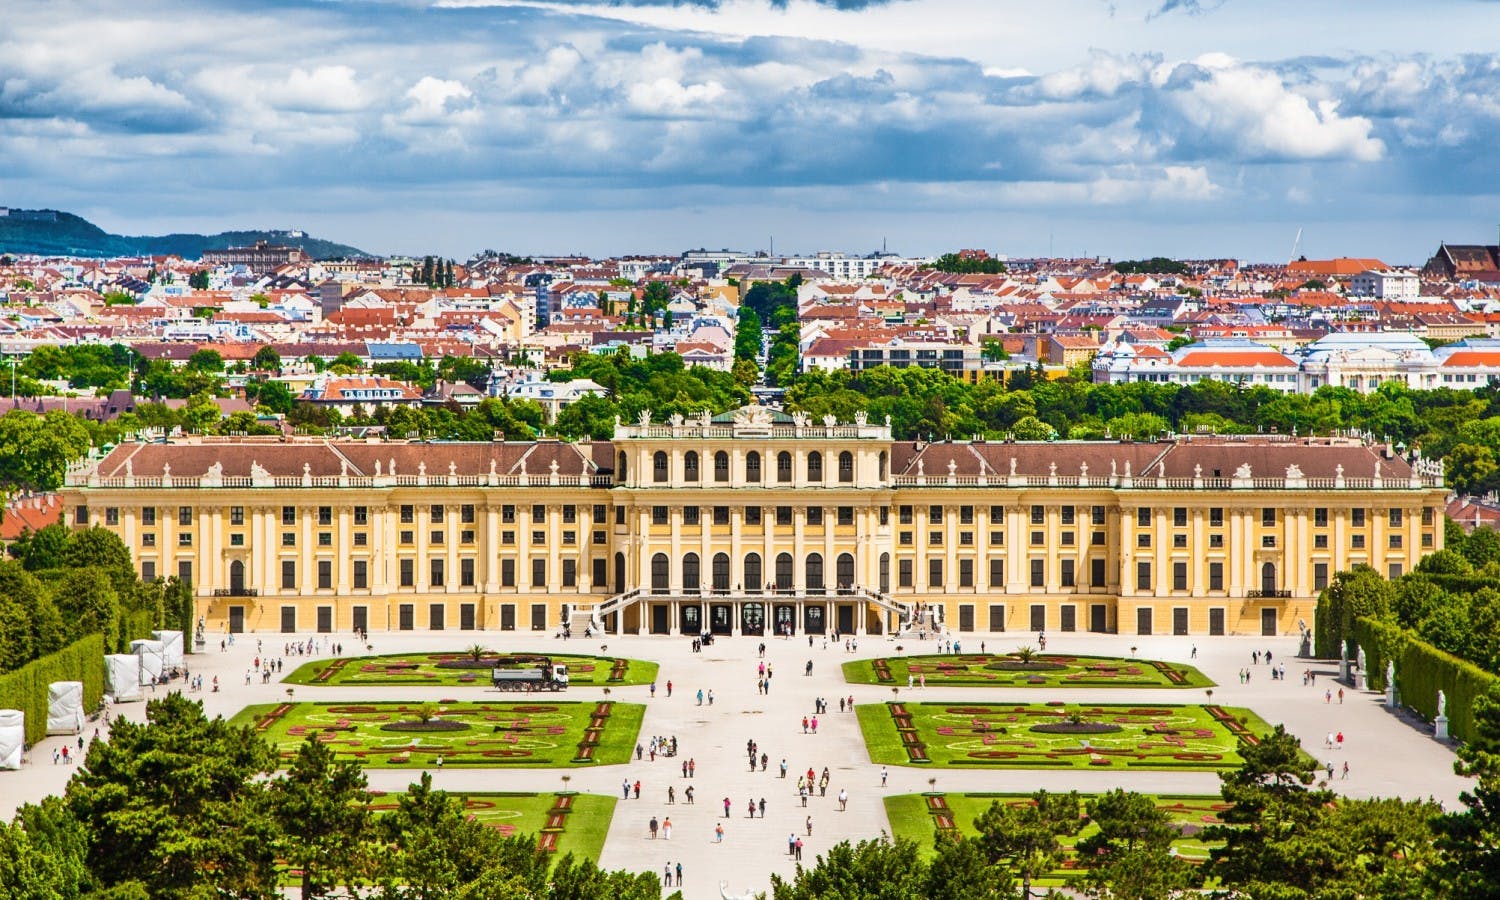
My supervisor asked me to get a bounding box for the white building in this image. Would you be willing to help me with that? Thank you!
[1093,338,1300,392]
[1350,269,1421,300]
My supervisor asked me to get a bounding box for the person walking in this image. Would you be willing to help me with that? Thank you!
[623,779,631,799]
[663,864,672,887]
[748,798,756,818]
[650,682,657,698]
[689,757,696,777]
[723,797,732,818]
[759,797,766,818]
[708,689,714,705]
[881,767,888,787]
[788,833,796,856]
[795,837,803,860]
[685,786,694,804]
[838,788,848,811]
[633,780,641,799]
[1342,761,1350,779]
[780,759,788,778]
[1338,688,1345,704]
[675,862,683,887]
[667,786,675,805]
[649,816,659,839]
[662,817,672,840]
[682,760,689,778]
[666,680,673,697]
[697,689,704,706]
[806,815,813,836]
[715,823,724,843]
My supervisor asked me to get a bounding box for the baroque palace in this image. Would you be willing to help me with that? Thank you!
[59,405,1446,638]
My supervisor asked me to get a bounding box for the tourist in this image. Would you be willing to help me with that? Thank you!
[697,689,704,706]
[662,817,672,840]
[682,760,689,778]
[666,680,672,697]
[708,690,714,705]
[1336,731,1344,749]
[838,788,848,811]
[881,767,888,787]
[633,780,641,799]
[759,797,766,817]
[675,862,683,886]
[663,864,671,887]
[788,833,796,856]
[715,823,724,843]
[689,757,696,777]
[795,837,803,860]
[649,682,656,698]
[649,816,659,839]
[806,815,813,836]
[667,786,674,804]
[1338,688,1345,704]
[723,797,732,818]
[780,759,788,778]
[1342,761,1350,779]
[685,786,694,804]
[748,798,756,818]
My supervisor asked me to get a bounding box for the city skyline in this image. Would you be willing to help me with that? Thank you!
[2,0,1498,261]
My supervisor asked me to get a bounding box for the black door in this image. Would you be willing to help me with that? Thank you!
[1059,605,1075,633]
[614,553,626,594]
[650,604,670,635]
[430,604,445,631]
[460,603,476,630]
[530,603,546,631]
[774,604,796,636]
[1261,607,1277,636]
[804,604,825,635]
[680,604,702,635]
[836,604,855,635]
[500,603,516,630]
[1136,607,1152,636]
[352,606,368,635]
[281,606,296,633]
[1209,608,1225,635]
[710,604,733,635]
[228,606,244,633]
[1173,607,1189,635]
[317,606,332,634]
[1030,604,1046,632]
[399,604,414,631]
[1089,604,1107,633]
[958,604,975,632]
[741,602,764,636]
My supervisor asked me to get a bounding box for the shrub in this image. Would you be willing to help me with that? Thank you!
[0,633,105,744]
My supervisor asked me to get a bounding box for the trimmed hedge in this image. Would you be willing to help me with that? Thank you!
[1353,616,1500,743]
[0,633,105,745]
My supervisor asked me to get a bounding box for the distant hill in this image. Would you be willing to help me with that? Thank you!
[0,207,368,260]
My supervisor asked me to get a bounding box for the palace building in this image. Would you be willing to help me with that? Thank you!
[58,406,1446,638]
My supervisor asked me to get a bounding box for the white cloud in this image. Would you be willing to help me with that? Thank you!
[279,66,368,113]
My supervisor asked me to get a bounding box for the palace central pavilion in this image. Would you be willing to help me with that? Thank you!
[59,405,1446,638]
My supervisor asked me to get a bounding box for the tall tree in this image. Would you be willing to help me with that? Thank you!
[1070,790,1199,900]
[271,737,373,899]
[974,791,1083,900]
[770,836,929,900]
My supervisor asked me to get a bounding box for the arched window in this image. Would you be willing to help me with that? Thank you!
[806,553,825,592]
[777,451,793,482]
[714,451,730,482]
[838,451,854,483]
[229,560,245,593]
[744,553,762,592]
[1261,562,1277,594]
[616,451,628,483]
[878,451,887,481]
[836,553,855,592]
[713,553,731,593]
[746,451,762,483]
[684,451,700,482]
[651,554,670,594]
[683,553,701,594]
[775,553,794,593]
[878,552,890,594]
[652,451,669,483]
[807,451,823,482]
[614,552,626,594]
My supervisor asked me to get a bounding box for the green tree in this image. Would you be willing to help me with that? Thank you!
[252,345,282,373]
[0,796,94,899]
[975,791,1083,900]
[1070,790,1199,899]
[373,772,507,899]
[1010,415,1056,441]
[271,737,373,899]
[1432,684,1500,897]
[770,836,929,900]
[735,305,763,363]
[186,348,224,373]
[0,409,92,492]
[926,252,1008,274]
[1317,565,1395,657]
[66,694,280,898]
[188,269,210,289]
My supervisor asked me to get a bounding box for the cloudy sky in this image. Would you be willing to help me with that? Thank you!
[3,0,1498,262]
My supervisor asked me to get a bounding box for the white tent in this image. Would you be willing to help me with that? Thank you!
[105,654,143,701]
[151,630,184,669]
[131,639,166,686]
[0,709,24,770]
[47,681,85,735]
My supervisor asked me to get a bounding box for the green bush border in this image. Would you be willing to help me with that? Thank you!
[1353,615,1500,743]
[0,633,105,745]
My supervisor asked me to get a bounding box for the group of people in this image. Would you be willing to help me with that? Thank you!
[635,734,679,761]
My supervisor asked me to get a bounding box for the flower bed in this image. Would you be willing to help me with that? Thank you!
[845,653,1213,690]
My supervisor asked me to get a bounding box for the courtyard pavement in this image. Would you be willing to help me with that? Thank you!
[0,628,1473,899]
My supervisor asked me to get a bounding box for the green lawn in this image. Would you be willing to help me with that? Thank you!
[372,791,616,859]
[858,701,1272,770]
[283,652,658,688]
[884,792,1224,885]
[843,652,1213,689]
[232,700,644,768]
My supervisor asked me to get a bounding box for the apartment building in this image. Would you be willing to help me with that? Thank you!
[59,406,1445,638]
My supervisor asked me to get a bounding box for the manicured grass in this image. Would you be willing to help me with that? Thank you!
[884,792,1224,885]
[372,791,616,859]
[843,652,1213,689]
[231,700,644,768]
[283,652,659,688]
[858,701,1272,770]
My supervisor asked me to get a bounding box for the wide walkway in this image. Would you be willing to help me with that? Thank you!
[1,628,1472,899]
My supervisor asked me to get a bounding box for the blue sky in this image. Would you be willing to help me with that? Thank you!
[2,0,1498,262]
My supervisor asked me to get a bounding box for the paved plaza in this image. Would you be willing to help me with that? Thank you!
[1,629,1472,899]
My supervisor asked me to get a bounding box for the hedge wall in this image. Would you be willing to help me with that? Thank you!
[0,633,105,745]
[1353,616,1500,744]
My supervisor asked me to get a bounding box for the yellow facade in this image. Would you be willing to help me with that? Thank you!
[58,406,1446,639]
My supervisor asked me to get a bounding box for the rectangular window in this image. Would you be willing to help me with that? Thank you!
[1390,509,1403,527]
[282,532,296,547]
[746,506,762,526]
[318,532,332,547]
[1031,505,1045,525]
[1389,534,1403,548]
[1315,534,1328,549]
[898,560,914,588]
[1136,561,1152,591]
[1422,507,1435,526]
[652,505,669,525]
[1209,562,1223,591]
[929,505,943,525]
[317,560,332,589]
[142,561,156,580]
[959,559,974,588]
[929,532,943,546]
[431,559,445,587]
[318,506,332,526]
[178,533,193,547]
[684,506,700,526]
[562,505,577,524]
[899,505,913,524]
[616,507,625,525]
[1173,507,1187,527]
[1030,604,1046,632]
[1389,563,1403,580]
[1092,505,1105,525]
[430,604,445,631]
[928,558,943,588]
[532,558,546,587]
[990,558,1004,586]
[430,530,444,545]
[838,506,854,526]
[1030,558,1044,587]
[142,533,156,547]
[991,506,1005,525]
[1173,561,1187,591]
[1315,508,1328,527]
[501,559,515,588]
[1092,531,1105,546]
[1137,507,1151,527]
[532,505,545,522]
[75,506,87,526]
[282,506,296,526]
[400,505,414,524]
[1314,563,1329,591]
[1262,535,1277,548]
[1352,508,1366,527]
[399,559,414,587]
[1091,557,1105,588]
[281,559,296,589]
[430,504,445,524]
[806,507,823,526]
[1262,508,1276,527]
[592,558,607,587]
[531,530,545,545]
[177,560,192,583]
[461,504,475,524]
[501,530,515,545]
[1060,605,1076,632]
[354,506,368,525]
[461,529,475,544]
[1060,559,1075,587]
[593,504,607,521]
[714,506,730,526]
[1209,534,1224,548]
[105,507,119,526]
[562,559,577,588]
[399,604,414,631]
[1061,506,1075,525]
[502,505,516,523]
[960,531,974,546]
[353,560,368,589]
[880,508,889,526]
[1137,533,1151,548]
[1209,508,1223,527]
[1173,534,1187,548]
[988,603,1006,631]
[460,558,475,587]
[1061,532,1075,546]
[777,506,792,526]
[960,505,974,524]
[990,530,1004,546]
[178,507,192,526]
[143,506,158,526]
[1352,534,1366,549]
